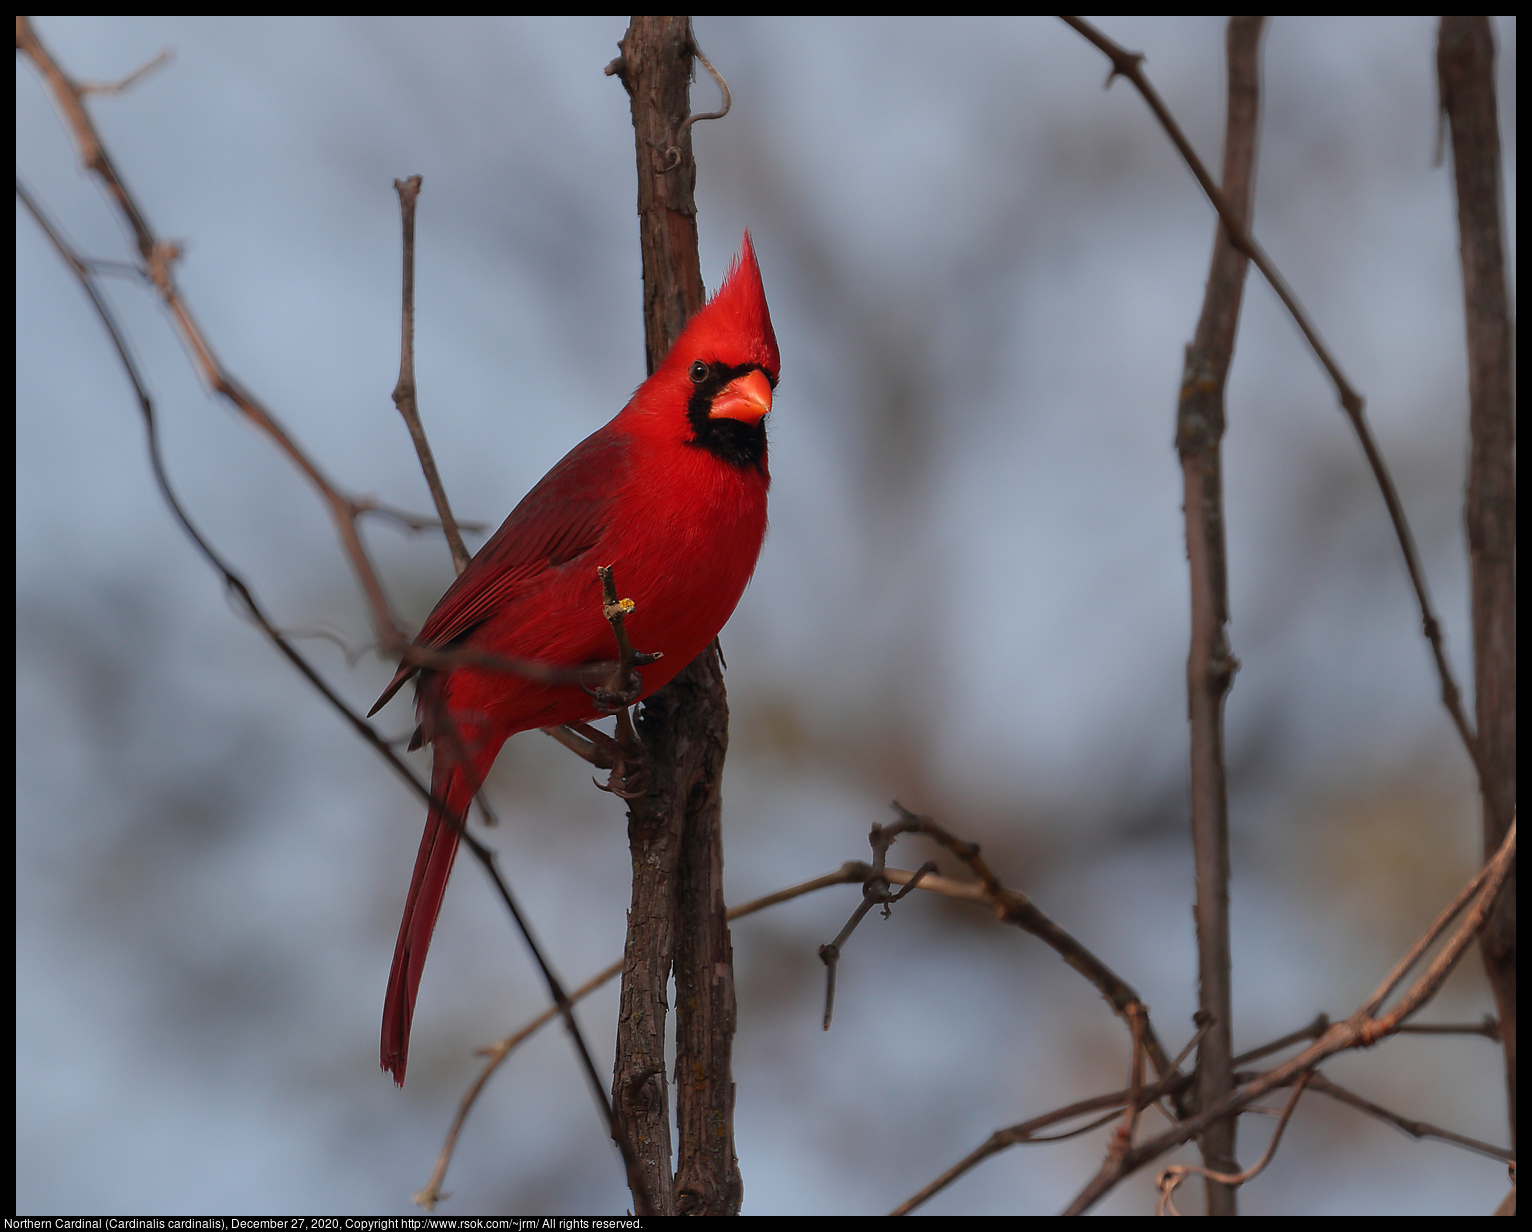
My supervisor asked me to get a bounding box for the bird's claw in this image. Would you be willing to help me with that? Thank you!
[594,729,649,799]
[581,667,644,713]
[594,754,648,798]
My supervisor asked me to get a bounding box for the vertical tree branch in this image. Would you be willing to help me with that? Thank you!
[648,645,742,1214]
[607,15,741,1214]
[611,17,707,380]
[1176,16,1265,1216]
[1438,14,1516,1153]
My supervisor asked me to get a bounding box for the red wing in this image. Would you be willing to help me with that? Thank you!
[368,426,628,714]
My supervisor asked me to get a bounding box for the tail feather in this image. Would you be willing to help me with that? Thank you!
[381,755,475,1084]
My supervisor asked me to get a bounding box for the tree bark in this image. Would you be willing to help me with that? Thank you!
[1177,16,1264,1216]
[1438,14,1516,1154]
[608,15,742,1214]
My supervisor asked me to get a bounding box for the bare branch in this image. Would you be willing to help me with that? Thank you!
[1395,1016,1500,1042]
[1060,15,1482,777]
[1155,1072,1311,1216]
[1438,13,1518,1152]
[17,23,640,1207]
[76,46,173,95]
[1175,18,1265,1210]
[416,861,869,1211]
[608,15,741,1215]
[390,173,471,575]
[876,805,1183,1092]
[1302,1071,1513,1164]
[1062,818,1515,1214]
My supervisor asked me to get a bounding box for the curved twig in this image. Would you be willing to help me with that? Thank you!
[1060,15,1482,779]
[651,21,732,174]
[1155,1072,1312,1215]
[680,25,731,135]
[16,25,648,1206]
[1062,818,1515,1213]
[883,804,1182,1092]
[414,863,868,1210]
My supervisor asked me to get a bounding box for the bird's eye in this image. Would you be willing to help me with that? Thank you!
[689,361,709,384]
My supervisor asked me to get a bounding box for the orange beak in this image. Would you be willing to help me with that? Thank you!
[709,368,773,424]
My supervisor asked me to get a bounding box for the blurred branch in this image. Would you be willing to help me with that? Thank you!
[1108,1003,1151,1170]
[76,45,172,95]
[16,17,554,694]
[1154,1072,1310,1216]
[893,1093,1142,1217]
[16,20,641,1207]
[870,805,1183,1089]
[390,173,471,576]
[1061,15,1483,780]
[583,566,664,797]
[1062,817,1516,1214]
[417,862,868,1212]
[1175,16,1264,1213]
[1395,1016,1500,1042]
[894,1011,1326,1215]
[1438,13,1517,1155]
[817,822,935,1030]
[896,1003,1506,1212]
[1300,1071,1514,1164]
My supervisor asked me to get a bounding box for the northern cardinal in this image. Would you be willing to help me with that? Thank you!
[370,234,779,1083]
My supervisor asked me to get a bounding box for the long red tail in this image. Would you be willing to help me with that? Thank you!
[381,752,477,1084]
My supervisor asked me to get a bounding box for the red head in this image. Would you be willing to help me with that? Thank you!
[674,230,780,382]
[637,232,779,471]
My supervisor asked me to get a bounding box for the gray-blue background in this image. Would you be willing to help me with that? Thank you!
[16,16,1515,1215]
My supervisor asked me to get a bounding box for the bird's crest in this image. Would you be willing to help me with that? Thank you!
[676,231,780,378]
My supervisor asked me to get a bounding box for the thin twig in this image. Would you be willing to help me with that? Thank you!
[680,21,731,135]
[415,862,869,1210]
[1155,1072,1312,1216]
[1060,15,1482,778]
[353,496,485,537]
[818,816,936,1030]
[586,566,663,797]
[1395,1016,1500,1042]
[1302,1071,1513,1164]
[882,804,1182,1095]
[1360,845,1502,1017]
[16,28,648,1207]
[76,46,172,95]
[390,173,470,575]
[1232,1014,1330,1068]
[1107,1002,1150,1164]
[1062,818,1515,1214]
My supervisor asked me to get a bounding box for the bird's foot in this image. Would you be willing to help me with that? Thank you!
[547,716,648,799]
[580,663,644,713]
[598,710,649,799]
[597,734,648,798]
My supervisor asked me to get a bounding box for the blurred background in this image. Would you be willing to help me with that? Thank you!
[16,15,1515,1216]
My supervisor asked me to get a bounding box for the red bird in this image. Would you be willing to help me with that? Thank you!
[370,234,779,1083]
